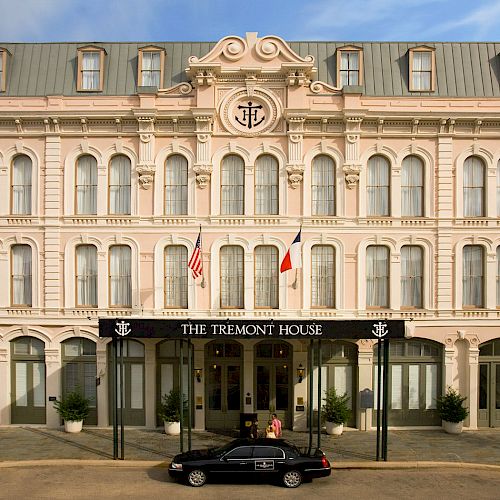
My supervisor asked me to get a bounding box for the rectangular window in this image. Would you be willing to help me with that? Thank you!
[76,245,98,307]
[311,245,335,308]
[109,246,132,307]
[76,155,97,215]
[109,155,131,215]
[312,155,335,216]
[463,245,484,307]
[77,48,104,91]
[141,51,162,87]
[220,246,244,308]
[11,155,32,215]
[164,246,188,308]
[410,50,434,91]
[340,51,359,86]
[165,155,188,215]
[366,246,389,308]
[0,49,6,92]
[255,155,278,215]
[11,245,32,306]
[254,246,278,308]
[401,246,423,308]
[221,155,244,215]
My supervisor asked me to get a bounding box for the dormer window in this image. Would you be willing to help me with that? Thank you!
[409,46,435,91]
[337,46,363,86]
[77,46,105,91]
[0,49,7,92]
[138,46,165,88]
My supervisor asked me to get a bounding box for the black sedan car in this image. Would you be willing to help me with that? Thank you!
[168,438,331,488]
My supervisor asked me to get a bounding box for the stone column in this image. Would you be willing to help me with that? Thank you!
[357,340,374,431]
[45,348,61,428]
[0,345,9,424]
[144,342,156,428]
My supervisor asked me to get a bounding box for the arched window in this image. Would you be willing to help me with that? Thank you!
[463,245,484,307]
[164,245,188,308]
[109,245,132,307]
[76,245,98,307]
[497,247,500,307]
[220,245,244,308]
[367,155,390,216]
[255,155,278,215]
[311,245,335,308]
[11,244,32,306]
[76,155,97,215]
[497,160,500,216]
[401,245,423,308]
[366,245,389,307]
[11,155,32,215]
[312,155,335,216]
[221,155,244,215]
[464,156,485,217]
[254,245,278,309]
[109,155,131,215]
[165,155,188,215]
[401,155,424,217]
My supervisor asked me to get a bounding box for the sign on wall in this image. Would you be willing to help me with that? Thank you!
[100,318,405,340]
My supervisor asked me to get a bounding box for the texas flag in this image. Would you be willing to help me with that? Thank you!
[280,229,302,273]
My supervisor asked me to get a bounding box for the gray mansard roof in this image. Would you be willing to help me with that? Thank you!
[1,41,499,98]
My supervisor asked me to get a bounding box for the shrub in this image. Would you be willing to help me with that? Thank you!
[321,388,351,425]
[53,389,91,422]
[436,387,469,423]
[158,389,187,423]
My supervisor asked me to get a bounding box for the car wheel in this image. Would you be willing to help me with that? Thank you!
[282,470,302,488]
[187,469,207,487]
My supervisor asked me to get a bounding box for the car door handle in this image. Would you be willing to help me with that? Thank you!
[239,462,248,465]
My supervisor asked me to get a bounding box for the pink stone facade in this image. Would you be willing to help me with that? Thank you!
[1,33,500,430]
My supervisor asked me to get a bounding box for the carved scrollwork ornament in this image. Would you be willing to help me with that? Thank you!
[140,134,152,143]
[289,134,302,144]
[197,134,210,143]
[343,164,361,189]
[136,164,156,190]
[346,134,359,144]
[286,165,305,189]
[193,165,213,189]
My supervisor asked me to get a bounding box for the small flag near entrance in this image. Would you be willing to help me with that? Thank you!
[188,227,203,279]
[280,229,302,273]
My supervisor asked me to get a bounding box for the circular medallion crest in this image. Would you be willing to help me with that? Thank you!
[219,87,282,137]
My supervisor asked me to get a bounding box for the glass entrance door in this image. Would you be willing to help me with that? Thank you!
[255,341,292,429]
[205,341,242,431]
[11,337,46,424]
[479,362,500,427]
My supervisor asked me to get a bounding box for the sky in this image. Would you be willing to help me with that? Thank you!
[0,0,499,42]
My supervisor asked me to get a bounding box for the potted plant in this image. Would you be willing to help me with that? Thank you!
[158,389,186,435]
[53,389,91,433]
[436,387,469,434]
[321,388,351,436]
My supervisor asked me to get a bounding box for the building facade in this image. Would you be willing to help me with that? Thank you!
[1,33,500,431]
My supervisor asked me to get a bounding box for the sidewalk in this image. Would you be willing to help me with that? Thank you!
[1,427,500,469]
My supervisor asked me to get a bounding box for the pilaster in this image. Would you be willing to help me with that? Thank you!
[136,115,156,189]
[45,348,61,428]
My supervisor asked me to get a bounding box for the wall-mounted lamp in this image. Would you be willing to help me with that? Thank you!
[297,364,305,383]
[194,368,202,383]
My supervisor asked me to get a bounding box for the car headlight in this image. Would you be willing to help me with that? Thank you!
[170,462,183,470]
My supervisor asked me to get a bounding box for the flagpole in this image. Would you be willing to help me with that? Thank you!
[199,224,206,288]
[291,223,302,289]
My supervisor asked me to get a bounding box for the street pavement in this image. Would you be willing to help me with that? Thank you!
[1,426,500,469]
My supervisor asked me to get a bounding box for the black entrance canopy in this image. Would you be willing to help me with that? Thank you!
[99,318,405,340]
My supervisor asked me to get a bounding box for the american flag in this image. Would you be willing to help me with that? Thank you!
[188,230,203,279]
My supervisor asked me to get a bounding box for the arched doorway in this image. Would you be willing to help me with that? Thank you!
[254,340,292,429]
[373,339,442,426]
[205,340,242,431]
[156,339,191,427]
[107,339,145,426]
[11,336,46,424]
[478,339,500,427]
[61,338,97,425]
[313,341,358,428]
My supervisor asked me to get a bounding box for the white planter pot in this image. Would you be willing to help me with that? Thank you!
[443,421,463,434]
[164,421,181,435]
[64,420,83,433]
[325,422,344,436]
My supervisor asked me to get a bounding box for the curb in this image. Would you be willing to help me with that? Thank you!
[1,459,500,471]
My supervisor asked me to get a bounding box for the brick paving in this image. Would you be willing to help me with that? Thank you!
[1,427,499,465]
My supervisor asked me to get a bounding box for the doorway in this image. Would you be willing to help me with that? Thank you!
[205,341,242,431]
[107,339,145,426]
[478,339,500,427]
[254,341,292,429]
[11,337,46,424]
